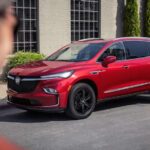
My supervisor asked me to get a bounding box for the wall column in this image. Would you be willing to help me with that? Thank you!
[38,0,71,55]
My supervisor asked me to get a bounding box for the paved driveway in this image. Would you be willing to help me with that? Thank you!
[0,95,150,150]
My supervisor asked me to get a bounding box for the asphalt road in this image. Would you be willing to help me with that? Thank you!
[1,95,150,150]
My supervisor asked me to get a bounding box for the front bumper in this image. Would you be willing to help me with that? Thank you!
[7,100,64,113]
[7,87,67,112]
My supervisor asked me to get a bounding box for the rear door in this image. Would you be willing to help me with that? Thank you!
[123,40,150,92]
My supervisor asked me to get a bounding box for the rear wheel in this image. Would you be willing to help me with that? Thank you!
[66,83,96,119]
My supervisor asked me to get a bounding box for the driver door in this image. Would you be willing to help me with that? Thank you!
[98,42,132,99]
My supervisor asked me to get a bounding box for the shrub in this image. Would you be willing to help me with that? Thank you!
[124,0,141,36]
[0,52,45,81]
[144,0,150,37]
[8,52,45,69]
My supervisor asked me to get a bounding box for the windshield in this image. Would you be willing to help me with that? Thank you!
[46,43,106,62]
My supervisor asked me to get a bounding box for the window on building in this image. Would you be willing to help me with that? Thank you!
[12,0,38,52]
[123,41,149,59]
[71,0,100,41]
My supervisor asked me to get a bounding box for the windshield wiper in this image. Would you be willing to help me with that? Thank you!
[46,59,86,62]
[56,59,87,62]
[55,60,74,62]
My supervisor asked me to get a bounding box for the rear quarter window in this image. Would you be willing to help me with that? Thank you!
[123,41,149,59]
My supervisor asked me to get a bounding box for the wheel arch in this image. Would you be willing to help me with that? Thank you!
[73,79,98,98]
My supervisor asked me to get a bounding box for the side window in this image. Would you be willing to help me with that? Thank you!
[98,42,125,61]
[123,41,149,59]
[146,42,150,54]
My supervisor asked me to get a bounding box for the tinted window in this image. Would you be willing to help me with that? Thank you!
[146,42,150,52]
[123,41,149,59]
[98,42,125,61]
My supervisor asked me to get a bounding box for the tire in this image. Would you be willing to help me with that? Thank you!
[66,83,96,119]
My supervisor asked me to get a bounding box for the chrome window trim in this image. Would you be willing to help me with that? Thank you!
[104,82,150,94]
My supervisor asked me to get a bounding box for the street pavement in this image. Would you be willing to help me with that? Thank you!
[0,94,150,150]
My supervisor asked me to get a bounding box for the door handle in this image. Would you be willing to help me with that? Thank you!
[122,65,129,69]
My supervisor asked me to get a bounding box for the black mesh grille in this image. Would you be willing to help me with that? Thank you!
[9,97,41,106]
[8,76,39,93]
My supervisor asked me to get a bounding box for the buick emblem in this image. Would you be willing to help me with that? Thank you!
[15,77,21,85]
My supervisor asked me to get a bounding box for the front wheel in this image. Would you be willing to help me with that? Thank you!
[66,83,96,119]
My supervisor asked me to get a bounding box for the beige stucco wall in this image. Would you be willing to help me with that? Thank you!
[38,0,142,53]
[100,0,125,38]
[38,0,71,55]
[100,0,142,38]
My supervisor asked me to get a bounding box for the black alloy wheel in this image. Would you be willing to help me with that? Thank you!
[66,83,96,119]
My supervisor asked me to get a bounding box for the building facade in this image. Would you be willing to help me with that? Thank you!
[13,0,143,55]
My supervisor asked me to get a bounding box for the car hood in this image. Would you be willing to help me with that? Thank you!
[9,60,86,76]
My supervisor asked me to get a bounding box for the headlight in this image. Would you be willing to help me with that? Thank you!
[41,71,74,79]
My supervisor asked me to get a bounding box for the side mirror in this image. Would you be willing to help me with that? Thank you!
[102,56,117,67]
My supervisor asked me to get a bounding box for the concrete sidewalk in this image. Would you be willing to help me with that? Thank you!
[0,83,7,99]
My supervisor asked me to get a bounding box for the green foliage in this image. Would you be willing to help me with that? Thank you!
[0,52,45,81]
[144,0,150,37]
[124,0,141,36]
[8,52,45,69]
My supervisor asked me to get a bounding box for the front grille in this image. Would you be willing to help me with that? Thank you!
[9,97,41,106]
[8,75,39,93]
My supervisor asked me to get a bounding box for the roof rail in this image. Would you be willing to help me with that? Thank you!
[78,38,104,42]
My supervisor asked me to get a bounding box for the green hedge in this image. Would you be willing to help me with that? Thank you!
[1,52,45,81]
[8,52,45,69]
[144,0,150,37]
[124,0,141,36]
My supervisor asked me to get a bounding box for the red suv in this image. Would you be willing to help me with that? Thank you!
[7,37,150,119]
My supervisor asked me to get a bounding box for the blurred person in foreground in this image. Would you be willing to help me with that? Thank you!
[0,0,17,68]
[0,0,22,150]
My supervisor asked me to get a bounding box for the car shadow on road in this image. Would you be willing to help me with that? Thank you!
[0,111,70,123]
[95,94,150,111]
[0,97,70,123]
[0,94,150,123]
